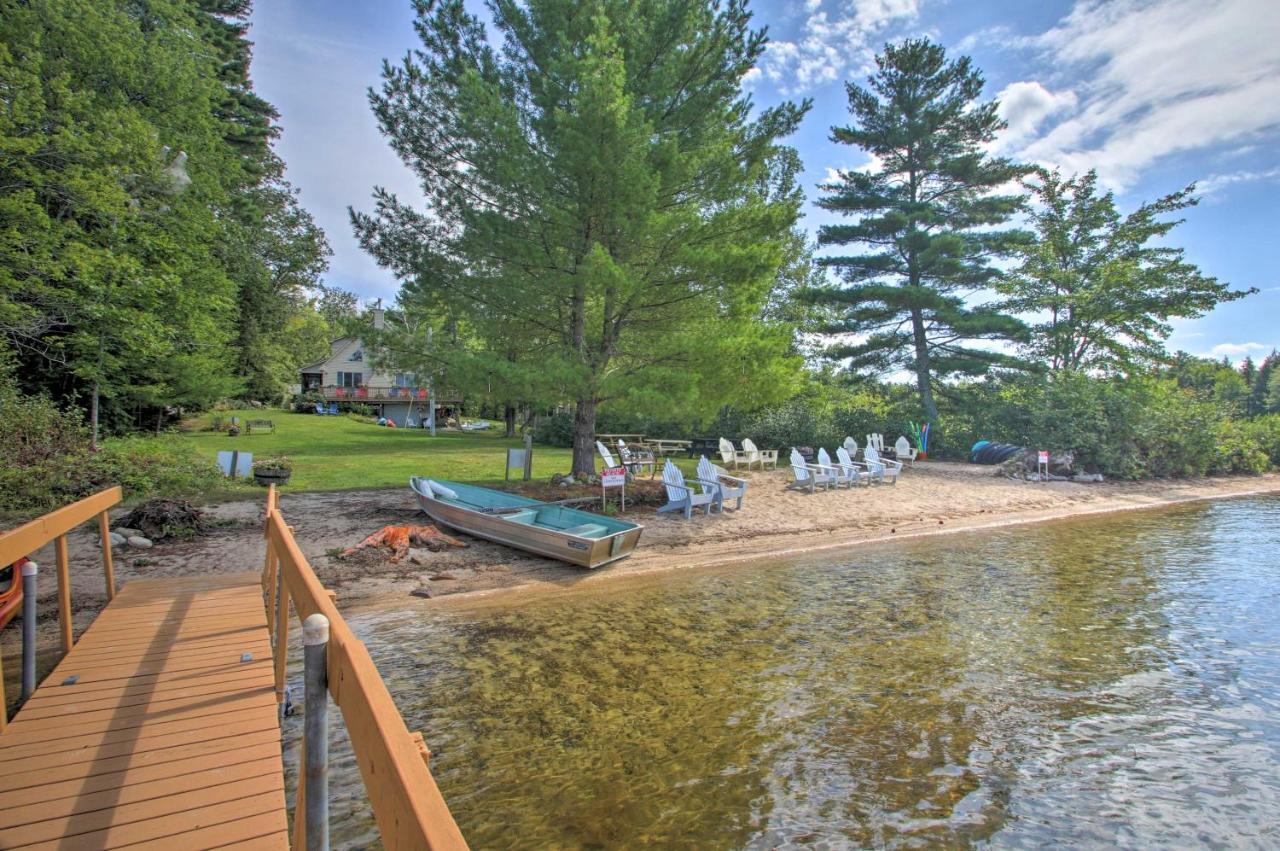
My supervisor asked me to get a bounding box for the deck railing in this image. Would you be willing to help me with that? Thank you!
[261,487,469,850]
[0,487,121,731]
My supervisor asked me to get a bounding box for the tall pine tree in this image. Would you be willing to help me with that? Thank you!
[353,0,807,475]
[808,39,1030,421]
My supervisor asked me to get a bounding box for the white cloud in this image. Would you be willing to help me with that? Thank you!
[1196,167,1280,197]
[760,0,921,94]
[993,81,1077,152]
[1208,342,1274,359]
[1016,0,1280,189]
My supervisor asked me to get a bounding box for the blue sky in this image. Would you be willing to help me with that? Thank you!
[249,0,1279,365]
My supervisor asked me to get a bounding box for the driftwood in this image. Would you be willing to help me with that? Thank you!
[340,524,467,563]
[118,498,206,540]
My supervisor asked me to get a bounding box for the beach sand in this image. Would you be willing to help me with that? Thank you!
[14,462,1280,637]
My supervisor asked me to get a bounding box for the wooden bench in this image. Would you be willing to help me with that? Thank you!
[246,419,275,434]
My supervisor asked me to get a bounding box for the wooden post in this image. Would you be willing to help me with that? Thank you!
[274,572,290,708]
[293,764,307,851]
[55,534,72,654]
[98,511,116,601]
[0,634,6,733]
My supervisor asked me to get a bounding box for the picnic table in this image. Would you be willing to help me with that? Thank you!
[597,433,646,443]
[644,438,692,456]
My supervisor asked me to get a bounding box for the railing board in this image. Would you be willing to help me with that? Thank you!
[0,487,121,567]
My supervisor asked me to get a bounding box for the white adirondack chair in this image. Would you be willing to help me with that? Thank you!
[617,438,656,477]
[788,448,835,493]
[866,433,886,453]
[719,437,754,470]
[596,440,619,470]
[824,447,871,487]
[864,445,903,484]
[894,435,918,467]
[697,455,747,510]
[658,459,723,519]
[837,447,873,485]
[741,438,778,470]
[815,448,853,489]
[842,436,858,455]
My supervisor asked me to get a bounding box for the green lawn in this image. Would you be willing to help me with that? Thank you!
[185,410,580,491]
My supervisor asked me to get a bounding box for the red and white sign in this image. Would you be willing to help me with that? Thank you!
[1037,451,1050,464]
[601,466,627,487]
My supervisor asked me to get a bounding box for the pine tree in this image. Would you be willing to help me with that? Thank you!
[1001,169,1253,372]
[807,39,1031,421]
[353,0,807,474]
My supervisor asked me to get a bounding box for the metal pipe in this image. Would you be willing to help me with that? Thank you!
[302,613,330,851]
[21,560,38,700]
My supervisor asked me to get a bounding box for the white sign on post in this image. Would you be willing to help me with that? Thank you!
[601,465,627,511]
[1037,450,1050,482]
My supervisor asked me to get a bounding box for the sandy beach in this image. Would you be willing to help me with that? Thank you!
[15,462,1280,637]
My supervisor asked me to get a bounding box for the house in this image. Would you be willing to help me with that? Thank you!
[298,308,459,427]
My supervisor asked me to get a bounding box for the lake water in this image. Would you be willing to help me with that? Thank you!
[288,495,1280,848]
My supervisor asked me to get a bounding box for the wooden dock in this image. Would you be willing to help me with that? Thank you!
[0,572,289,849]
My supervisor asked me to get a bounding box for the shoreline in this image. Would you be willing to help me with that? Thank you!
[348,470,1280,612]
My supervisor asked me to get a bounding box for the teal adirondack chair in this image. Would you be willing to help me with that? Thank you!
[788,448,835,493]
[659,459,723,518]
[697,455,747,510]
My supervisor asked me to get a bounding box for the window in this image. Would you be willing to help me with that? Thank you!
[348,348,363,362]
[336,372,362,387]
[394,373,416,387]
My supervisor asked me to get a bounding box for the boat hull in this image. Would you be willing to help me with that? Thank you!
[411,479,643,569]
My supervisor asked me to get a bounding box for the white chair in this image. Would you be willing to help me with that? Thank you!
[697,455,747,510]
[788,448,835,493]
[825,447,871,487]
[617,438,655,477]
[719,437,754,470]
[894,435,918,467]
[866,433,886,453]
[842,436,858,455]
[864,445,902,484]
[658,459,722,518]
[741,438,778,470]
[816,448,855,489]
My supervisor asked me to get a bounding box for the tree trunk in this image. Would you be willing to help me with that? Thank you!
[910,308,938,422]
[571,398,597,478]
[504,404,516,438]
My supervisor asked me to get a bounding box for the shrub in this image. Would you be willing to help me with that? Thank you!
[1240,415,1280,466]
[1212,420,1270,474]
[533,411,574,447]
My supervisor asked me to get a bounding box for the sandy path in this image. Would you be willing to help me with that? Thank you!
[11,463,1279,644]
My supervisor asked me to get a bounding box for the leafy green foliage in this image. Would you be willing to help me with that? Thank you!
[999,170,1253,372]
[352,0,808,474]
[808,39,1032,421]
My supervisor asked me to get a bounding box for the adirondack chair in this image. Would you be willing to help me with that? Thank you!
[788,448,835,493]
[864,445,903,484]
[843,436,858,455]
[719,437,754,470]
[314,402,326,415]
[697,455,747,510]
[326,402,339,415]
[866,433,886,453]
[820,447,869,488]
[617,439,656,477]
[894,435,919,466]
[837,447,873,486]
[741,438,778,470]
[658,459,723,518]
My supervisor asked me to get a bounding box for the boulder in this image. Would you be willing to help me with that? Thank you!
[126,536,153,549]
[113,526,141,539]
[108,532,127,547]
[410,586,433,599]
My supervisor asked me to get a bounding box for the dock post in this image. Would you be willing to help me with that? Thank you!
[302,613,330,851]
[99,511,116,601]
[21,560,38,700]
[55,534,72,654]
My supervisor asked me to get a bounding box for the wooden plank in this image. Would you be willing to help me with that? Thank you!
[2,773,283,846]
[19,663,272,710]
[0,755,282,828]
[0,713,279,771]
[0,487,121,567]
[99,511,116,601]
[2,690,275,741]
[92,808,289,851]
[56,534,72,653]
[0,728,281,793]
[13,679,276,724]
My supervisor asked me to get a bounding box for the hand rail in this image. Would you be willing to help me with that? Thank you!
[261,486,469,851]
[0,487,121,731]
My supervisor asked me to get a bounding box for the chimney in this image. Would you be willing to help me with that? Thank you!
[371,298,385,330]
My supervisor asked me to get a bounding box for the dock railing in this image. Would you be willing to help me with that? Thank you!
[0,486,121,731]
[261,486,469,850]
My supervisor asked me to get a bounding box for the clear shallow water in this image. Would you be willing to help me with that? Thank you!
[290,495,1280,849]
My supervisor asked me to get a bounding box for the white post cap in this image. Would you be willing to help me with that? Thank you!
[302,613,330,645]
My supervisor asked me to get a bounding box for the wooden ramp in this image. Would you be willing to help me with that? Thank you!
[0,572,288,849]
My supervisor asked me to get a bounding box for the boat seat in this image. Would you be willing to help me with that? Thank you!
[501,509,539,525]
[562,523,609,539]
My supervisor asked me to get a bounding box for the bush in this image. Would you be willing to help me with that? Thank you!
[1212,420,1270,474]
[1240,415,1280,466]
[533,411,574,447]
